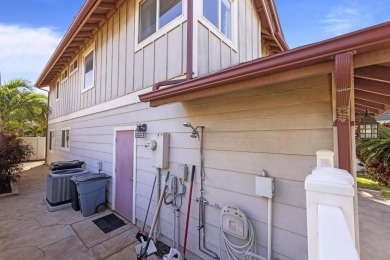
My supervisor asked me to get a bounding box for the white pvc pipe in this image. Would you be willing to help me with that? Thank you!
[267,198,272,260]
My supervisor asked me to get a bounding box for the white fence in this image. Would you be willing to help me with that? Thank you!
[305,150,359,260]
[21,137,46,161]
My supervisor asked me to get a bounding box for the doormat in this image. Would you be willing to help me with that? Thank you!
[93,213,126,233]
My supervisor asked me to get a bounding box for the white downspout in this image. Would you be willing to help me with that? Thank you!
[267,198,272,260]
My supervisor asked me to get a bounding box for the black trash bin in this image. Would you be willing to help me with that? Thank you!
[70,176,80,211]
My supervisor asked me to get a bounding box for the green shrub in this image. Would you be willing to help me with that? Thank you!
[0,133,33,193]
[357,124,390,186]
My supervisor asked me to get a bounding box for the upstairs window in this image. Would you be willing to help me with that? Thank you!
[83,48,94,90]
[203,0,232,40]
[138,0,183,43]
[61,69,68,82]
[70,58,78,75]
[56,80,60,100]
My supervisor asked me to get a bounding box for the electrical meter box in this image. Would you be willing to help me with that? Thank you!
[152,133,170,168]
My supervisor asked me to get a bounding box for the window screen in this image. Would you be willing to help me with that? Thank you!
[84,50,94,88]
[139,0,157,42]
[159,0,182,28]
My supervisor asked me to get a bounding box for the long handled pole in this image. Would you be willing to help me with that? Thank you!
[183,165,195,258]
[136,175,157,242]
[138,172,170,260]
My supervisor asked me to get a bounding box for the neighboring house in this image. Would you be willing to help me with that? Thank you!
[378,111,390,122]
[36,0,390,259]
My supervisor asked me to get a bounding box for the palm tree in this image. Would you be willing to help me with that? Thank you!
[0,79,50,136]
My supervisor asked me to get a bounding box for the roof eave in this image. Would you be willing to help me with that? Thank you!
[35,0,99,87]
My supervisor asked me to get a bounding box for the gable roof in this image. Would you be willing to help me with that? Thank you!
[35,0,287,88]
[139,21,390,119]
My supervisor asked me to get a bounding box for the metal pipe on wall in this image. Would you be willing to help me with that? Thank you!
[196,126,219,259]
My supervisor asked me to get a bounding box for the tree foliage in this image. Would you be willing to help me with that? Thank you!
[0,133,33,193]
[0,79,50,136]
[357,123,390,185]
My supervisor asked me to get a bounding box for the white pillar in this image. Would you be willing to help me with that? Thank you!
[305,167,356,259]
[316,150,334,168]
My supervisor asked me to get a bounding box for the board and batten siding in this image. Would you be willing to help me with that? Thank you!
[48,0,187,121]
[197,0,261,76]
[48,0,262,121]
[47,75,333,260]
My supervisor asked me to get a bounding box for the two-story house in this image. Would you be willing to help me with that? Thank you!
[36,0,390,259]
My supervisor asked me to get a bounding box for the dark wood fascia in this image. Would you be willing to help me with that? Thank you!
[89,14,107,21]
[355,98,386,110]
[355,104,380,115]
[355,77,390,96]
[355,65,390,82]
[83,23,100,30]
[98,3,116,9]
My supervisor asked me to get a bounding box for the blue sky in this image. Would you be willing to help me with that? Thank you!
[275,0,390,48]
[0,0,389,85]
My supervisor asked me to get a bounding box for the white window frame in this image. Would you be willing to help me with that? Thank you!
[199,0,237,50]
[60,127,71,151]
[61,68,68,83]
[135,0,187,51]
[81,44,95,93]
[55,80,60,101]
[69,57,79,76]
[48,129,55,153]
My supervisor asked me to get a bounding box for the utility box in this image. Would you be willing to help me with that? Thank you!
[255,176,274,198]
[152,133,170,168]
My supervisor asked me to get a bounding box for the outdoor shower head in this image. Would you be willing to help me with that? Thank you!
[183,122,199,138]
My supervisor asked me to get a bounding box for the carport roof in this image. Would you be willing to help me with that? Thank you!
[139,21,390,120]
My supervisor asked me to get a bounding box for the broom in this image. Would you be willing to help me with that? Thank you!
[136,175,156,242]
[136,172,171,260]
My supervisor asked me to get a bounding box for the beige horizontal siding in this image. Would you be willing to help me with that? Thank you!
[48,74,332,260]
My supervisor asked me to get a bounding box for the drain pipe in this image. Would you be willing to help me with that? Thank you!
[152,0,193,91]
[196,127,219,259]
[153,167,161,240]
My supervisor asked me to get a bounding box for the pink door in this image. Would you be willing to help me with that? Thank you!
[115,130,134,220]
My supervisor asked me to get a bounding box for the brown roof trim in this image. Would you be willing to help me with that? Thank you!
[35,0,100,87]
[255,0,288,53]
[36,0,287,87]
[139,22,390,104]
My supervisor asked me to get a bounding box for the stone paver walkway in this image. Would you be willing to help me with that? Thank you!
[0,162,148,260]
[358,188,390,260]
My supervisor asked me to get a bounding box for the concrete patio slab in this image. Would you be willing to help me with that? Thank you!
[0,162,143,260]
[358,188,390,260]
[71,211,134,248]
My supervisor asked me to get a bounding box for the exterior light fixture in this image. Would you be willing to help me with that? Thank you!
[359,109,379,139]
[135,123,147,138]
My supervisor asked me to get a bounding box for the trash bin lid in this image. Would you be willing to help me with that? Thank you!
[74,173,110,183]
[50,160,85,170]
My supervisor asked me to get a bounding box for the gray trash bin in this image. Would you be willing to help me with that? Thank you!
[74,173,110,217]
